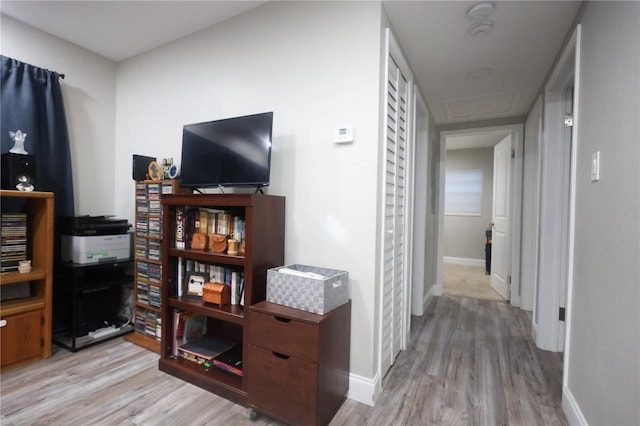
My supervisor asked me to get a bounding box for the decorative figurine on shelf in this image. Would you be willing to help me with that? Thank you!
[147,161,162,181]
[9,130,28,155]
[191,232,207,250]
[209,234,228,254]
[18,260,32,273]
[227,239,239,256]
[162,158,173,180]
[203,282,230,306]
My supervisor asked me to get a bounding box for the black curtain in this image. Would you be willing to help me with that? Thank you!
[1,55,74,217]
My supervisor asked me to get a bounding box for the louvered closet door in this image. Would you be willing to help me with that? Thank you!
[381,56,408,378]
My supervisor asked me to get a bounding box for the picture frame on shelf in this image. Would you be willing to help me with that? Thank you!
[184,272,206,299]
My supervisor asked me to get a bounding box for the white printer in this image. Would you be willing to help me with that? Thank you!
[59,216,131,264]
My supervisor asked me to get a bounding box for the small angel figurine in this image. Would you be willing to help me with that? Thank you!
[9,130,28,155]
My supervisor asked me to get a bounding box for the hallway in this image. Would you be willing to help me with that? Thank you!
[334,294,566,425]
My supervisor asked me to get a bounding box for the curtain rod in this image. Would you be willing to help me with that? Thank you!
[59,73,65,79]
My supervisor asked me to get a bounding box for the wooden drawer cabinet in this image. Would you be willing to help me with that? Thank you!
[247,300,351,426]
[1,191,53,371]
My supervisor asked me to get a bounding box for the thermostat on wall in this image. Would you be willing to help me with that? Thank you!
[333,125,354,144]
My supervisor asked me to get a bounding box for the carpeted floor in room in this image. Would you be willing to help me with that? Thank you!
[442,262,505,301]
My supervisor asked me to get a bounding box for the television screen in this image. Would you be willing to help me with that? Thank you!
[180,112,273,188]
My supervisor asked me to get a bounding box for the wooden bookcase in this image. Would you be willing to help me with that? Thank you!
[124,180,184,353]
[158,193,285,406]
[0,190,54,371]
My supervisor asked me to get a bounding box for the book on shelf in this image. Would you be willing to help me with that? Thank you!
[149,284,161,308]
[175,206,186,249]
[161,182,175,195]
[1,213,28,272]
[178,335,236,365]
[135,307,161,340]
[212,343,243,377]
[147,182,160,199]
[149,199,161,216]
[136,280,149,304]
[173,310,207,355]
[135,182,147,199]
[136,199,149,214]
[135,237,148,258]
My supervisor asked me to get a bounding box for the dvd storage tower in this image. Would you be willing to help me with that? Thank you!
[125,180,184,353]
[0,190,54,371]
[159,193,285,406]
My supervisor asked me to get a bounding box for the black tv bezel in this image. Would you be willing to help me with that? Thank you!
[179,111,273,189]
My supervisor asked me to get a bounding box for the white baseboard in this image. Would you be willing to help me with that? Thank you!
[434,280,442,296]
[443,256,485,267]
[347,370,380,407]
[423,282,436,311]
[562,386,588,426]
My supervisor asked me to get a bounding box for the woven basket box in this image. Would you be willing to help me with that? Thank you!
[266,264,349,315]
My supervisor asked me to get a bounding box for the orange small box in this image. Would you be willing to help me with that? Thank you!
[203,282,230,306]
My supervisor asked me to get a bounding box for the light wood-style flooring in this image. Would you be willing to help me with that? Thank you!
[1,295,566,425]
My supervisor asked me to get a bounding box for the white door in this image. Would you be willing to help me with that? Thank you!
[380,31,410,378]
[491,135,512,300]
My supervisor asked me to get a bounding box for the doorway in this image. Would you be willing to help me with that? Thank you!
[437,124,524,305]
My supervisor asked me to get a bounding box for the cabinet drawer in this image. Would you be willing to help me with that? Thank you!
[1,309,42,367]
[247,345,318,425]
[249,310,319,362]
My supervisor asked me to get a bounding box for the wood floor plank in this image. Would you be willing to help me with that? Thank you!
[1,295,567,426]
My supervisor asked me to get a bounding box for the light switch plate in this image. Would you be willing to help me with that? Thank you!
[591,151,600,182]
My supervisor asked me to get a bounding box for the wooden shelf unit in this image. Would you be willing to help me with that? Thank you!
[125,180,184,353]
[159,193,285,406]
[0,190,54,371]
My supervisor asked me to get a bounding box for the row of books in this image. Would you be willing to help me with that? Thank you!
[137,261,162,308]
[136,216,162,238]
[178,259,244,305]
[1,213,27,273]
[137,261,162,283]
[175,206,246,251]
[137,281,161,308]
[135,181,176,201]
[135,237,161,261]
[136,199,163,216]
[135,306,161,340]
[173,310,242,377]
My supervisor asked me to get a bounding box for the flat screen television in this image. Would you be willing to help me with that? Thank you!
[179,112,273,189]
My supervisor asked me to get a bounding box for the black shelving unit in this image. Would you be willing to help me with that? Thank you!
[52,259,134,351]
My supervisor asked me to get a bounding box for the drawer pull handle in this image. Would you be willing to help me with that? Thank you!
[272,351,290,360]
[273,315,290,323]
[0,319,6,328]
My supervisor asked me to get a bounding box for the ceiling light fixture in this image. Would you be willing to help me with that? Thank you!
[467,1,496,20]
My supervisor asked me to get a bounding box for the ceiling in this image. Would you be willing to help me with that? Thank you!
[445,129,511,150]
[1,0,581,130]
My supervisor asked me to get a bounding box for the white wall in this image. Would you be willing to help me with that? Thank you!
[0,15,117,216]
[114,1,383,384]
[520,96,542,312]
[443,147,493,261]
[425,110,439,297]
[564,2,640,424]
